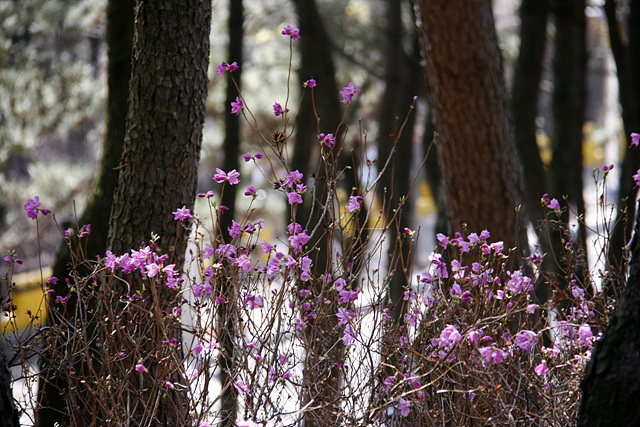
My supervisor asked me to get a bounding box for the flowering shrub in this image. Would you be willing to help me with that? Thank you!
[1,24,628,426]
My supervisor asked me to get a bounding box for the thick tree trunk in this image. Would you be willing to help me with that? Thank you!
[415,0,528,256]
[37,1,135,425]
[107,0,210,260]
[0,338,19,427]
[106,1,211,425]
[578,200,640,426]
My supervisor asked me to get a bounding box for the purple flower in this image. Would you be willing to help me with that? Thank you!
[304,79,316,88]
[631,132,640,147]
[135,363,148,373]
[281,25,300,40]
[346,195,363,212]
[214,168,240,185]
[283,170,303,188]
[603,164,614,171]
[273,102,289,116]
[340,82,360,104]
[287,192,303,205]
[25,196,49,219]
[534,361,547,376]
[547,198,560,210]
[515,330,538,352]
[578,324,593,346]
[395,397,411,417]
[436,233,448,249]
[217,61,239,75]
[244,294,264,310]
[4,254,23,265]
[233,380,250,394]
[237,420,259,427]
[318,133,335,148]
[230,97,244,115]
[244,185,257,197]
[634,169,640,187]
[172,206,193,222]
[337,307,355,326]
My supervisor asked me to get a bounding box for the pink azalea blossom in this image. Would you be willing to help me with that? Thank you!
[172,206,193,222]
[547,198,560,210]
[515,330,538,352]
[630,132,640,147]
[346,195,363,212]
[534,361,547,376]
[304,79,316,88]
[230,97,244,115]
[340,82,360,104]
[216,61,239,75]
[281,25,300,40]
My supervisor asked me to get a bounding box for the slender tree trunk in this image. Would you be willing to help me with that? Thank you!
[377,0,420,325]
[217,0,243,424]
[550,0,587,249]
[578,200,640,425]
[37,1,135,425]
[291,1,344,424]
[511,0,550,228]
[606,0,640,289]
[415,0,528,257]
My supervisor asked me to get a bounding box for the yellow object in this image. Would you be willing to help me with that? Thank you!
[1,267,51,333]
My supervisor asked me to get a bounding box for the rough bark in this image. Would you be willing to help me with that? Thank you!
[0,338,19,427]
[37,1,135,425]
[217,0,243,424]
[107,0,211,260]
[578,199,640,426]
[106,0,211,424]
[415,0,528,257]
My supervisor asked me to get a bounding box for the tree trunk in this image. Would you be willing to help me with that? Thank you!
[511,0,550,227]
[415,0,528,256]
[578,199,640,426]
[291,1,344,424]
[217,0,243,424]
[377,0,420,325]
[37,1,135,425]
[549,0,587,253]
[606,0,640,287]
[107,0,210,260]
[106,0,211,424]
[0,338,19,427]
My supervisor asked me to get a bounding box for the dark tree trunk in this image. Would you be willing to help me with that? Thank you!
[550,0,587,250]
[606,0,640,287]
[377,0,420,325]
[37,1,135,425]
[217,0,243,424]
[107,0,211,260]
[511,0,550,227]
[106,0,211,424]
[415,0,528,256]
[291,1,344,424]
[578,200,640,426]
[0,338,19,427]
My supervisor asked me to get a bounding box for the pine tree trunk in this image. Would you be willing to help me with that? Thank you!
[415,0,528,256]
[578,199,640,425]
